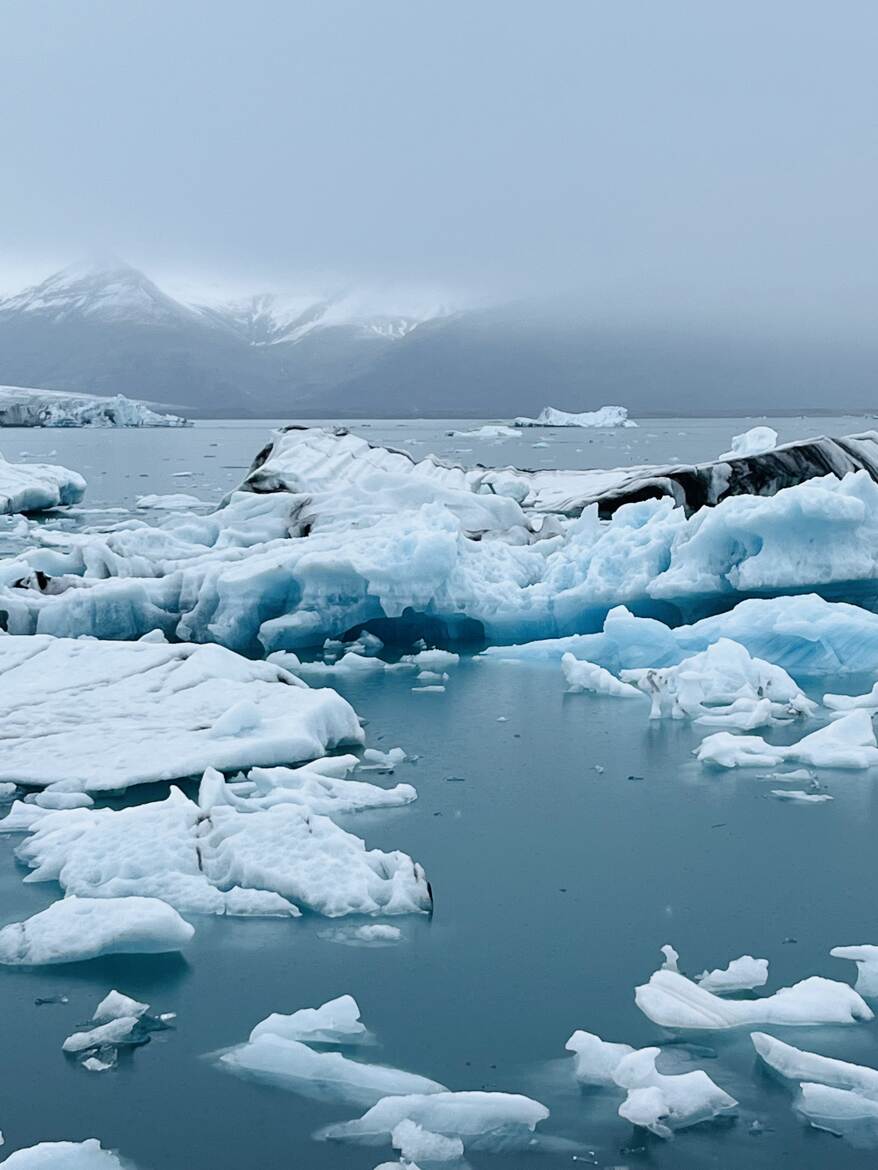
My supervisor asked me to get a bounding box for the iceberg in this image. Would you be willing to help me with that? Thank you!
[8,770,430,919]
[220,1033,446,1105]
[635,969,872,1029]
[0,895,194,965]
[831,946,878,996]
[718,426,778,460]
[7,428,878,652]
[0,1140,131,1168]
[696,709,878,771]
[696,956,769,993]
[249,995,368,1045]
[564,1030,634,1085]
[0,384,190,428]
[613,1047,737,1138]
[0,453,85,515]
[0,635,363,791]
[318,1091,550,1150]
[514,405,637,428]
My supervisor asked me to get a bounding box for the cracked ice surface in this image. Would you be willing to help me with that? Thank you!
[0,635,363,790]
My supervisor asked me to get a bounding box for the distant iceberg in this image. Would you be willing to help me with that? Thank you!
[0,384,190,427]
[514,404,637,428]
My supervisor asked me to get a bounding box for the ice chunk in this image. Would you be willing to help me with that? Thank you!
[696,956,769,993]
[391,1119,464,1162]
[719,426,778,460]
[514,405,636,428]
[660,944,680,972]
[622,639,816,727]
[30,791,93,811]
[697,709,878,770]
[561,653,643,698]
[0,452,86,515]
[0,896,194,965]
[220,1034,445,1104]
[135,493,205,510]
[318,1091,550,1149]
[613,1048,736,1138]
[249,995,367,1045]
[636,969,872,1029]
[797,1082,878,1141]
[564,1030,633,1085]
[0,636,363,791]
[93,990,150,1022]
[403,650,459,670]
[0,1139,131,1167]
[771,789,833,803]
[361,747,407,770]
[824,682,878,712]
[0,783,17,801]
[831,946,878,996]
[62,1016,140,1054]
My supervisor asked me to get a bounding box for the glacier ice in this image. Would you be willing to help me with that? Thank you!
[0,1140,130,1168]
[696,956,769,993]
[0,453,85,515]
[564,1030,633,1085]
[0,635,363,790]
[8,428,878,652]
[7,769,430,919]
[696,709,878,770]
[318,1091,550,1150]
[249,995,368,1045]
[0,384,190,428]
[613,1047,737,1138]
[636,969,872,1029]
[220,1033,446,1105]
[831,946,878,996]
[0,895,194,965]
[514,405,637,428]
[718,426,778,460]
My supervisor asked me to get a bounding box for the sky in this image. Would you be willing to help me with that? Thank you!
[0,0,875,339]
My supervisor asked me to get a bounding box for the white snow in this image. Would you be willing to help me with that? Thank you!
[719,426,778,460]
[0,895,194,965]
[696,956,769,993]
[831,946,878,996]
[696,709,878,770]
[0,1140,129,1168]
[0,453,85,515]
[0,384,190,428]
[317,1091,550,1149]
[635,969,872,1029]
[514,405,637,428]
[613,1047,737,1138]
[249,995,368,1045]
[0,636,363,790]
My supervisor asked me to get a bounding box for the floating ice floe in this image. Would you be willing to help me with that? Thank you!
[319,923,403,946]
[318,1091,550,1151]
[0,452,85,515]
[450,424,521,440]
[220,1035,445,1106]
[718,426,778,460]
[620,639,816,729]
[561,654,642,698]
[752,1032,878,1142]
[514,405,637,428]
[8,427,878,651]
[613,1047,737,1138]
[6,769,429,918]
[63,987,170,1072]
[135,493,206,510]
[486,595,878,676]
[696,709,878,770]
[635,969,872,1029]
[565,1030,634,1085]
[249,995,368,1045]
[831,946,878,996]
[0,896,194,965]
[771,789,833,803]
[0,635,362,790]
[0,1139,131,1168]
[696,956,769,993]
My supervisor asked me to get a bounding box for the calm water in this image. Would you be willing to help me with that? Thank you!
[2,417,878,1168]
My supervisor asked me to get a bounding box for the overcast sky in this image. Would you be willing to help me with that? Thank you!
[0,0,875,338]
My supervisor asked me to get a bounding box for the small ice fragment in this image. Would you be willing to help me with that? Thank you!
[660,944,680,973]
[63,1016,140,1053]
[362,747,407,770]
[93,990,150,1023]
[771,789,833,803]
[249,995,368,1045]
[562,654,643,698]
[411,685,445,694]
